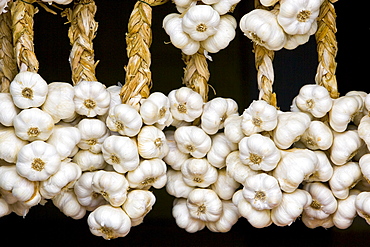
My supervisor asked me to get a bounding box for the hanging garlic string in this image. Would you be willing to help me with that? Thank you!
[0,1,17,93]
[315,0,339,99]
[62,0,98,85]
[120,0,169,108]
[11,0,39,72]
[182,48,210,102]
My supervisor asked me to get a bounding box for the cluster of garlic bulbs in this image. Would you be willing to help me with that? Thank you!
[163,0,240,56]
[240,0,323,50]
[161,82,370,232]
[0,71,171,240]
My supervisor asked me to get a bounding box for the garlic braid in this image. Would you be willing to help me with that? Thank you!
[0,4,17,93]
[62,0,98,85]
[315,0,339,99]
[120,0,168,107]
[182,49,210,102]
[11,0,39,73]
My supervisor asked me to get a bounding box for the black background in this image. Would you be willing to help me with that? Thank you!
[1,0,370,246]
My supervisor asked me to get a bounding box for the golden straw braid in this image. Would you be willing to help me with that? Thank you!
[62,0,98,85]
[120,0,168,106]
[182,49,210,102]
[11,0,39,73]
[315,0,339,98]
[0,6,17,93]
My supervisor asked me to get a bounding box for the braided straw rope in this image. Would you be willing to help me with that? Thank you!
[0,5,17,93]
[315,0,339,98]
[62,0,98,85]
[11,0,39,73]
[120,0,168,106]
[182,49,210,102]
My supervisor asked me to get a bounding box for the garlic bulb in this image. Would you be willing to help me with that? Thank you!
[163,130,190,170]
[241,100,278,136]
[306,151,333,182]
[207,133,238,169]
[174,126,211,158]
[72,150,106,172]
[74,80,111,117]
[293,84,332,118]
[333,189,360,229]
[74,172,106,211]
[330,130,363,166]
[359,154,370,182]
[239,134,280,172]
[232,190,272,228]
[242,173,282,210]
[139,92,173,129]
[181,158,218,188]
[271,189,312,226]
[172,198,206,233]
[52,190,86,219]
[13,108,54,141]
[102,135,139,173]
[223,114,244,144]
[106,104,143,137]
[168,87,204,122]
[212,0,241,15]
[0,93,20,126]
[166,169,194,198]
[277,0,322,35]
[137,126,169,159]
[299,121,333,150]
[355,191,370,225]
[41,82,76,123]
[301,211,334,229]
[9,71,48,109]
[0,126,28,163]
[206,200,240,232]
[260,0,278,7]
[77,118,109,154]
[16,141,61,181]
[0,0,10,13]
[273,148,317,193]
[122,190,156,220]
[126,158,167,189]
[358,115,370,150]
[46,125,81,160]
[303,182,337,220]
[226,151,259,184]
[0,198,10,218]
[211,168,239,200]
[329,95,363,132]
[329,162,362,199]
[201,97,238,135]
[240,9,286,51]
[272,111,311,149]
[284,22,317,50]
[88,205,131,240]
[92,170,129,207]
[40,160,82,199]
[187,188,223,222]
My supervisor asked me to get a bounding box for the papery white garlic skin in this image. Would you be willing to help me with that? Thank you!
[181,158,218,188]
[242,173,282,210]
[140,92,173,129]
[137,126,169,159]
[13,108,54,142]
[241,100,278,136]
[355,191,370,225]
[329,95,363,132]
[232,190,272,228]
[77,118,109,154]
[88,205,131,240]
[301,211,334,229]
[172,198,206,233]
[358,115,370,150]
[223,114,244,144]
[271,189,312,226]
[166,169,194,198]
[73,150,106,172]
[330,130,363,166]
[16,141,61,182]
[168,87,204,122]
[46,125,81,160]
[359,154,370,183]
[329,162,362,199]
[106,104,143,137]
[239,134,280,172]
[102,135,139,173]
[303,182,337,220]
[206,200,240,233]
[201,97,238,135]
[52,190,86,220]
[74,172,106,210]
[174,126,211,158]
[306,151,333,182]
[74,80,111,117]
[207,133,238,169]
[333,190,360,229]
[122,190,156,219]
[0,126,28,163]
[0,198,11,218]
[226,151,259,184]
[187,188,223,222]
[10,71,48,109]
[300,120,333,150]
[212,0,241,15]
[0,93,20,126]
[163,130,190,170]
[211,168,239,200]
